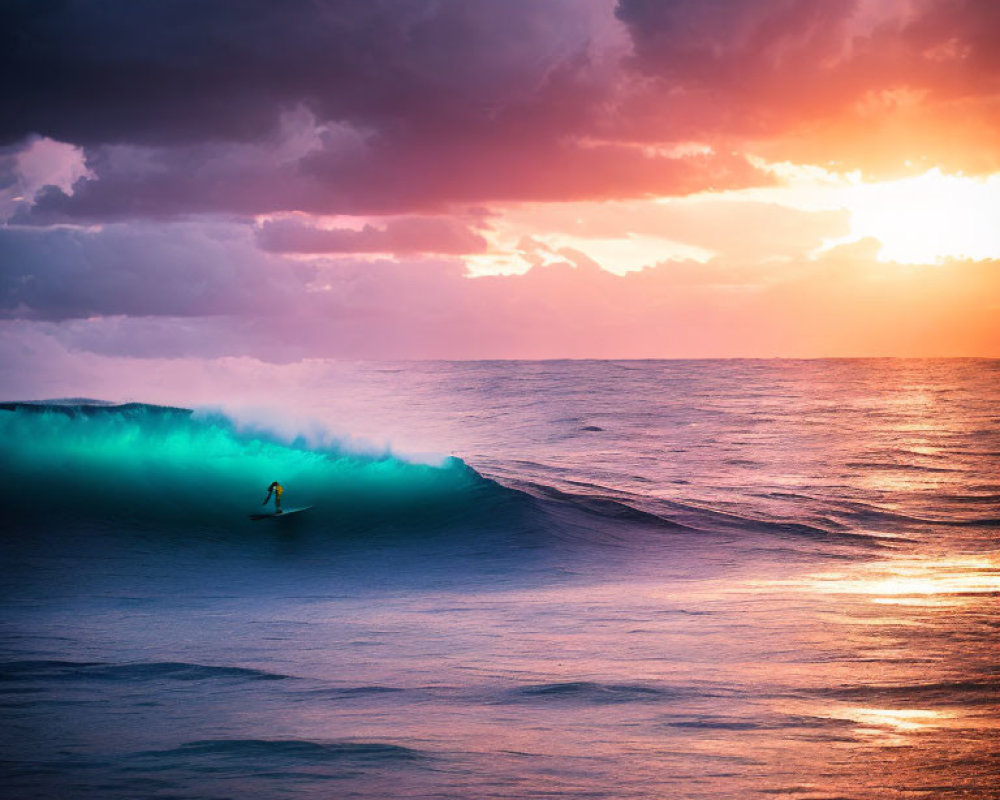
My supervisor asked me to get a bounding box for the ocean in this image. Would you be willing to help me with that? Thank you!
[2,359,998,799]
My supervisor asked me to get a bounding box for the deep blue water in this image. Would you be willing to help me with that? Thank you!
[2,360,998,799]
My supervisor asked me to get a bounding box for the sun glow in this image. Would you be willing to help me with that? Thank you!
[844,169,1000,263]
[738,159,1000,265]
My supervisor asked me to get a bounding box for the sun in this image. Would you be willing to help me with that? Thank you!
[844,169,1000,263]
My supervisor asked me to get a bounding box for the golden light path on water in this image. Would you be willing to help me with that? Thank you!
[443,542,1000,797]
[745,551,1000,760]
[800,555,1000,604]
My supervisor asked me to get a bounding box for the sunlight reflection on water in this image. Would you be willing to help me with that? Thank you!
[768,554,1000,604]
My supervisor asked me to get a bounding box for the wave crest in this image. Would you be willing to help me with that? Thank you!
[0,400,501,529]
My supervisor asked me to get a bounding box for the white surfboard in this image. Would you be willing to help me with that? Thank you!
[249,506,313,521]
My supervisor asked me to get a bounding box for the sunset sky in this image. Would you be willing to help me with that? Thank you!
[2,0,999,392]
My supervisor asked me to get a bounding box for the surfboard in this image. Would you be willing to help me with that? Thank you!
[249,506,312,521]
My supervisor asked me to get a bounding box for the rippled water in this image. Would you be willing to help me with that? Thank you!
[2,359,998,799]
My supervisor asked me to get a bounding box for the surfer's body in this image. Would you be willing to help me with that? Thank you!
[263,481,284,513]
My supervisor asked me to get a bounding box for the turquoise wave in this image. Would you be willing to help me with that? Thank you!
[0,401,499,528]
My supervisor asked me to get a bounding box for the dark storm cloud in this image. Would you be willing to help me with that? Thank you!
[1,0,602,147]
[0,0,775,218]
[9,0,1000,153]
[614,0,854,86]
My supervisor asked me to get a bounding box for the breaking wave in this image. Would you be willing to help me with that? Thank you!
[0,400,507,530]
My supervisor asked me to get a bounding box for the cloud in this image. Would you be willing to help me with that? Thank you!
[9,0,995,221]
[2,0,997,372]
[3,220,996,360]
[5,0,999,226]
[256,216,489,256]
[0,222,309,320]
[0,0,759,221]
[491,197,851,266]
[15,129,768,222]
[1,0,612,146]
[613,0,1000,173]
[0,136,91,220]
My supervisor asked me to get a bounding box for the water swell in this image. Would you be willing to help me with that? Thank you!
[662,714,849,731]
[0,660,292,684]
[506,477,884,544]
[138,739,426,764]
[504,681,680,704]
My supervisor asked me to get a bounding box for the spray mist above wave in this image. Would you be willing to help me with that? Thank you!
[192,404,454,469]
[0,400,502,527]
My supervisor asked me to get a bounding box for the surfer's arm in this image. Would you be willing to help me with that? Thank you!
[262,490,272,505]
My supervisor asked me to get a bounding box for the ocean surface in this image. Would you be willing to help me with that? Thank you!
[1,359,998,799]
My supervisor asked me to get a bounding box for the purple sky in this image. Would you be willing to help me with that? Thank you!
[2,0,999,397]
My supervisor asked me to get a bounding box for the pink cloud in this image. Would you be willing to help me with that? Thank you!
[3,230,996,362]
[614,0,1000,174]
[0,136,91,220]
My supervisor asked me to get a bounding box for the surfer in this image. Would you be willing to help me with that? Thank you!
[262,481,284,514]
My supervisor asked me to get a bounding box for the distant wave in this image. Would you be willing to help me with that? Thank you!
[504,477,886,544]
[0,660,291,683]
[504,681,673,704]
[137,739,426,764]
[661,713,855,733]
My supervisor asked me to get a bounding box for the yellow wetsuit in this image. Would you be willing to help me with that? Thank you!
[265,482,284,512]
